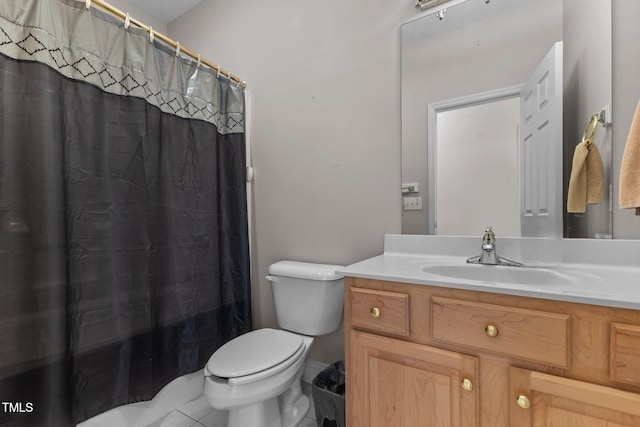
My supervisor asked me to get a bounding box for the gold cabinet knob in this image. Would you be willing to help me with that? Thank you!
[370,307,381,318]
[461,378,474,392]
[485,324,499,338]
[516,395,531,409]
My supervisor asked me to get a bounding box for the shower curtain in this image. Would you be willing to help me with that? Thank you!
[0,0,251,425]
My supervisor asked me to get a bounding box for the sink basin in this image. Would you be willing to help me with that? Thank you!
[422,264,575,286]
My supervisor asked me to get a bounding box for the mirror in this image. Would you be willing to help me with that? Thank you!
[401,0,613,238]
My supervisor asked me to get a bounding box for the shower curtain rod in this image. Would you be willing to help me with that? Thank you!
[84,0,247,90]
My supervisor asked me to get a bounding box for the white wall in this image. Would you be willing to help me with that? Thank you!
[169,1,414,363]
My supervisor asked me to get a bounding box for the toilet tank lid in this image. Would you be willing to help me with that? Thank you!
[268,261,344,281]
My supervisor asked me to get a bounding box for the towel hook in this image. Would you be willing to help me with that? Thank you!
[582,114,599,145]
[582,109,607,145]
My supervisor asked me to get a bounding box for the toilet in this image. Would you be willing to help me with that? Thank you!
[203,261,345,427]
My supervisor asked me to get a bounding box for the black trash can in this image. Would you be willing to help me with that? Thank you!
[311,361,345,427]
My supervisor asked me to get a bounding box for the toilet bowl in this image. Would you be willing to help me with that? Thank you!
[204,329,313,427]
[203,261,344,427]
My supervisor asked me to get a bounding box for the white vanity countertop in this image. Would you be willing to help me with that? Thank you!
[337,235,640,310]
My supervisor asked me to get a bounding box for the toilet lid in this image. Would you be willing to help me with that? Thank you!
[206,328,304,378]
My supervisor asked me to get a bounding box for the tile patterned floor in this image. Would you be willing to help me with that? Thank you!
[148,382,318,427]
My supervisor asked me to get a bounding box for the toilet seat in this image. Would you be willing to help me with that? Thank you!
[206,328,304,379]
[227,341,305,386]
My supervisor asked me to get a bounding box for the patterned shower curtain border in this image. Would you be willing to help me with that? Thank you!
[0,0,244,134]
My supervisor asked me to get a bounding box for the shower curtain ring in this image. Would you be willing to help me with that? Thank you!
[85,0,91,10]
[217,67,221,78]
[149,26,154,43]
[196,54,202,68]
[175,42,181,57]
[124,13,131,30]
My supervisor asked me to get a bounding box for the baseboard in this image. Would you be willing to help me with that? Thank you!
[302,359,329,384]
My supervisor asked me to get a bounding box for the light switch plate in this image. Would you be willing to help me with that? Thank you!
[402,182,419,193]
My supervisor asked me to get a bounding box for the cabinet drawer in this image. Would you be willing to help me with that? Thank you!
[611,322,640,385]
[350,287,409,337]
[432,296,570,367]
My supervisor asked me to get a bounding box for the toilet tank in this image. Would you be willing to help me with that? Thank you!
[267,261,344,336]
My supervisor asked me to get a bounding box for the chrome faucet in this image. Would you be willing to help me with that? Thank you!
[466,227,523,267]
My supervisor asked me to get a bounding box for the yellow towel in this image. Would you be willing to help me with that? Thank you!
[619,100,640,215]
[567,140,604,213]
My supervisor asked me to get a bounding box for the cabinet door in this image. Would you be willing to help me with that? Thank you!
[349,330,478,427]
[510,367,640,426]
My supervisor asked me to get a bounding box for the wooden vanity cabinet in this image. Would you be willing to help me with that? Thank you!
[350,330,478,427]
[509,367,640,426]
[345,277,640,427]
